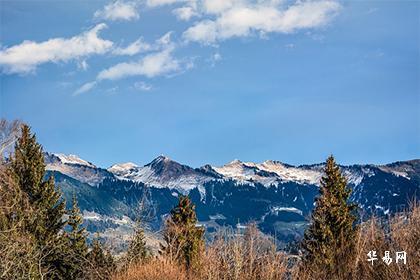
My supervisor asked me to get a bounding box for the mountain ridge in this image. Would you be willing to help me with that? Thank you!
[43,152,419,249]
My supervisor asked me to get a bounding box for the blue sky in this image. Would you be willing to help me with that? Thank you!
[1,0,419,168]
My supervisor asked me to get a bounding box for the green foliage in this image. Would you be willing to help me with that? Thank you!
[86,238,116,280]
[301,155,358,274]
[65,193,89,279]
[126,223,149,266]
[161,195,204,271]
[8,124,70,279]
[11,125,66,239]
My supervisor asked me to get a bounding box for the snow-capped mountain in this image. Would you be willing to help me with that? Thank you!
[106,157,374,191]
[46,152,419,195]
[54,153,95,168]
[45,152,112,186]
[108,155,217,193]
[45,152,419,245]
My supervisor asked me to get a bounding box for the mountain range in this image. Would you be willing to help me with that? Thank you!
[44,153,420,249]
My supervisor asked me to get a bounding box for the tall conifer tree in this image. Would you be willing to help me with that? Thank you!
[301,155,357,273]
[67,193,89,279]
[10,124,68,278]
[86,237,116,280]
[161,195,204,270]
[126,223,149,265]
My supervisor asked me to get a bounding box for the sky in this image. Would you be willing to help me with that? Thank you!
[0,0,419,168]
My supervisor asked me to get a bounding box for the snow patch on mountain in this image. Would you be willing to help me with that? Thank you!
[54,153,96,168]
[271,206,303,215]
[256,160,322,185]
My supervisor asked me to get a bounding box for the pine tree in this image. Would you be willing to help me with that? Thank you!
[10,124,68,278]
[301,155,358,273]
[161,195,204,271]
[126,222,149,265]
[66,193,89,279]
[87,237,116,280]
[11,125,66,237]
[11,124,45,201]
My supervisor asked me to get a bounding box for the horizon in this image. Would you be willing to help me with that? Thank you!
[1,0,419,168]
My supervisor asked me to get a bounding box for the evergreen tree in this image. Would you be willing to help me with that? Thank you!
[126,222,149,265]
[11,124,66,238]
[301,155,358,273]
[10,124,68,278]
[161,195,204,271]
[66,193,89,279]
[87,237,116,280]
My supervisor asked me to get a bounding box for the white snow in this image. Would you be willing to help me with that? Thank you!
[55,153,95,168]
[46,153,105,186]
[108,162,139,173]
[83,210,102,221]
[343,169,364,186]
[257,160,322,185]
[212,160,322,186]
[390,171,409,179]
[271,206,303,215]
[83,210,133,226]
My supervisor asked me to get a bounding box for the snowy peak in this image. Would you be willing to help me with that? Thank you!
[108,155,218,193]
[212,159,280,186]
[108,162,140,173]
[44,152,110,186]
[53,153,96,168]
[145,155,192,177]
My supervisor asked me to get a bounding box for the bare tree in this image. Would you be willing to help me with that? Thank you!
[0,119,22,160]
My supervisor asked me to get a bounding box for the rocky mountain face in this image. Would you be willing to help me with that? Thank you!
[44,153,420,247]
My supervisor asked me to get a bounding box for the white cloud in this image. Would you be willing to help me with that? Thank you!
[113,38,153,56]
[183,20,218,45]
[77,60,89,71]
[74,81,97,95]
[74,31,184,95]
[173,6,198,21]
[98,47,180,80]
[183,0,341,44]
[113,32,174,57]
[202,0,236,14]
[94,1,139,21]
[134,81,153,91]
[146,0,186,7]
[156,32,173,46]
[0,24,113,74]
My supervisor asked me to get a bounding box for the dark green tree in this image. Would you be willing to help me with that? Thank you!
[10,124,68,278]
[301,155,358,273]
[11,125,66,238]
[126,222,149,265]
[66,193,89,279]
[86,237,116,280]
[161,195,204,271]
